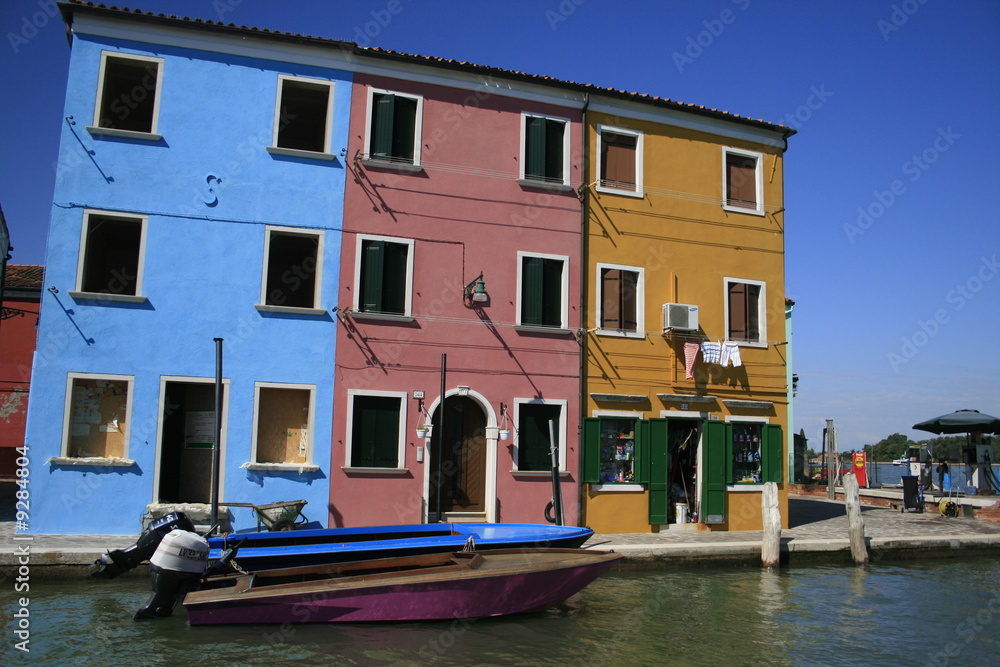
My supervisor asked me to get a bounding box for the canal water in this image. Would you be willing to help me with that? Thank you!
[5,558,999,665]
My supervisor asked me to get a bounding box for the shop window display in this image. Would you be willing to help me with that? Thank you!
[732,422,762,484]
[599,419,636,483]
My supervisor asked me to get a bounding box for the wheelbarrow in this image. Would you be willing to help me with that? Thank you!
[219,499,309,532]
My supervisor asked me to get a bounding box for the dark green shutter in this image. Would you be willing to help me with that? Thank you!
[544,119,563,181]
[382,242,407,314]
[392,95,416,163]
[582,417,600,483]
[636,420,650,484]
[360,240,385,312]
[372,93,394,159]
[763,424,784,483]
[519,404,560,472]
[541,258,562,326]
[648,418,669,524]
[702,420,730,524]
[353,395,400,467]
[525,116,546,179]
[522,256,543,325]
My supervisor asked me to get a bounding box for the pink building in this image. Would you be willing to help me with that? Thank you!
[331,64,585,526]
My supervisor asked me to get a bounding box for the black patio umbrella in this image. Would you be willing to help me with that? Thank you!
[912,409,1000,435]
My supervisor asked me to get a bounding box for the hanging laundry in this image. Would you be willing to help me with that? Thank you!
[700,341,721,364]
[683,342,700,379]
[720,341,742,367]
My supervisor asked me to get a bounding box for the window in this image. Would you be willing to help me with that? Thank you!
[582,415,649,486]
[269,76,335,157]
[63,374,133,459]
[726,278,766,345]
[723,147,764,214]
[518,253,567,328]
[347,391,406,468]
[367,89,422,165]
[90,51,163,137]
[515,401,565,472]
[253,384,314,465]
[597,125,643,196]
[597,263,643,336]
[74,210,146,298]
[261,227,323,310]
[522,113,569,185]
[356,236,413,316]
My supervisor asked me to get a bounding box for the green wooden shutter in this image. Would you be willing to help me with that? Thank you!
[636,419,650,484]
[382,241,408,314]
[525,116,546,179]
[392,95,417,163]
[372,94,394,159]
[582,418,600,483]
[763,424,784,483]
[541,258,562,327]
[519,404,560,472]
[360,240,385,312]
[544,119,564,181]
[702,420,730,524]
[648,418,669,524]
[522,256,543,325]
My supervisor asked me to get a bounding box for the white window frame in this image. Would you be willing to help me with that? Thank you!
[516,251,569,330]
[70,209,148,303]
[590,409,645,492]
[88,50,164,140]
[722,146,765,216]
[363,87,424,168]
[596,124,644,198]
[595,262,645,339]
[724,415,771,490]
[519,112,571,186]
[345,389,408,470]
[724,276,767,348]
[60,373,135,461]
[353,234,415,318]
[249,382,316,469]
[513,398,568,472]
[257,226,325,315]
[266,75,336,160]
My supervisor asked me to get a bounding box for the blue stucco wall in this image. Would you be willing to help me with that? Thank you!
[25,33,351,534]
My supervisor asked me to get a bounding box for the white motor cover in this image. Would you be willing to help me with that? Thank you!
[149,530,209,574]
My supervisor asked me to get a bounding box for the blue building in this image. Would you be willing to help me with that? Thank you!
[26,3,353,533]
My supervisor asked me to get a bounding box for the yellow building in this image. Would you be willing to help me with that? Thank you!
[580,98,794,532]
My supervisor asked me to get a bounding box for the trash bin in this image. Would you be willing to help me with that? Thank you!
[901,475,923,513]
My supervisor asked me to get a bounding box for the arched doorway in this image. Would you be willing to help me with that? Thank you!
[429,395,487,519]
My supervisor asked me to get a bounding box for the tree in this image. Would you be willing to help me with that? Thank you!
[868,433,916,462]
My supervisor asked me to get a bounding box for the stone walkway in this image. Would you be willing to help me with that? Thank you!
[3,495,999,571]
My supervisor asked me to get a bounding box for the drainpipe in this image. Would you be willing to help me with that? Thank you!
[577,93,590,528]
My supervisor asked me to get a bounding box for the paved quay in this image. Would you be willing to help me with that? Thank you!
[3,495,1000,575]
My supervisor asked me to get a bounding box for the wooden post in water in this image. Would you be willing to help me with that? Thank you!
[844,472,868,565]
[761,481,781,568]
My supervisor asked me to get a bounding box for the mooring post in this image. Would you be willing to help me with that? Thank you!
[761,481,781,568]
[844,472,869,565]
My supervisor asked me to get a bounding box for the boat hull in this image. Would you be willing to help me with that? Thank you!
[184,549,620,625]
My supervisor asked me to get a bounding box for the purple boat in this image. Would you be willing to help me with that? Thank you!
[182,548,622,625]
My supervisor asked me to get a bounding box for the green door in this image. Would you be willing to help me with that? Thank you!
[647,418,669,524]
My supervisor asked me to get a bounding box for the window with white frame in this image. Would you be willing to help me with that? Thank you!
[515,400,566,472]
[597,125,643,196]
[75,210,146,298]
[347,391,407,468]
[253,384,314,465]
[597,263,644,336]
[261,227,323,310]
[366,89,423,166]
[723,147,764,214]
[521,113,569,185]
[269,75,335,157]
[63,374,133,459]
[356,235,413,316]
[518,252,568,328]
[90,51,164,136]
[725,277,766,345]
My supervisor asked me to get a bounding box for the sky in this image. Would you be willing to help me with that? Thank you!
[1,0,998,453]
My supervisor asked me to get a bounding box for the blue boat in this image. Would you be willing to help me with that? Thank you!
[91,514,594,577]
[207,522,595,571]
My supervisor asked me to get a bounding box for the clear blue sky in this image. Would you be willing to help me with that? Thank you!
[2,0,998,453]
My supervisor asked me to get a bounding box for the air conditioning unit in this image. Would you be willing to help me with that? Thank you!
[663,303,699,332]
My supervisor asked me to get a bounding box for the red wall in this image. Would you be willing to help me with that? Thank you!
[0,293,39,475]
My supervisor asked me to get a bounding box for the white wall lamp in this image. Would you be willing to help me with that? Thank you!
[464,272,488,304]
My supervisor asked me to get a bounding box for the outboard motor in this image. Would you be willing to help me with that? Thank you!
[134,529,209,620]
[91,512,197,579]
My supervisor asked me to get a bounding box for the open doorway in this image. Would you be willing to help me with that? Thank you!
[428,395,487,521]
[156,380,225,504]
[668,419,701,524]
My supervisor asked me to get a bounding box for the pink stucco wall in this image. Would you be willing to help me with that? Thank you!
[330,72,584,527]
